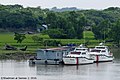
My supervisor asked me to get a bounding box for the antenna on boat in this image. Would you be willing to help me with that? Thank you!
[99,42,104,46]
[79,44,84,48]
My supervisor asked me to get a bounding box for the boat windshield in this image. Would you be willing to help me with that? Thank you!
[90,49,101,52]
[70,52,81,55]
[95,47,105,49]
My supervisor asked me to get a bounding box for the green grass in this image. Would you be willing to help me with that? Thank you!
[83,31,95,40]
[0,31,109,54]
[0,33,41,53]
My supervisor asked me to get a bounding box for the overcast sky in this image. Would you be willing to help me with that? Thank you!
[0,0,120,9]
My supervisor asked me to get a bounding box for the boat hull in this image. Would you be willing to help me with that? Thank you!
[63,57,94,65]
[29,59,63,65]
[90,55,114,62]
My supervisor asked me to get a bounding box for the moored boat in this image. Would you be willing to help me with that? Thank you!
[89,43,114,62]
[63,46,94,65]
[29,46,73,65]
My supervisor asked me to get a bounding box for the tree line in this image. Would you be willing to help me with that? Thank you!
[0,4,120,46]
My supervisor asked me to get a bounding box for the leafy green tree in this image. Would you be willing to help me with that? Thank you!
[45,12,58,29]
[67,26,76,39]
[1,4,120,41]
[77,14,86,39]
[14,33,26,43]
[66,11,85,39]
[92,25,101,39]
[92,20,111,40]
[110,20,120,47]
[43,29,67,39]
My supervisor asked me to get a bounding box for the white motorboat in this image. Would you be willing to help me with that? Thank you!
[89,43,114,62]
[63,46,94,65]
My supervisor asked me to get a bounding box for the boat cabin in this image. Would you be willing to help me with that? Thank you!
[36,47,72,62]
[74,48,88,52]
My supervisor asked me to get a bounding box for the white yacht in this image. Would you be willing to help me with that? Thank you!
[89,43,114,62]
[63,45,94,65]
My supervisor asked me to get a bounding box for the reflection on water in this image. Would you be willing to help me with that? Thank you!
[0,60,36,76]
[0,60,120,80]
[36,61,120,80]
[0,47,120,80]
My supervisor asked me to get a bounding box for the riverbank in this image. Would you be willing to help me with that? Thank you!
[0,31,102,52]
[0,31,118,60]
[0,47,119,60]
[0,52,35,60]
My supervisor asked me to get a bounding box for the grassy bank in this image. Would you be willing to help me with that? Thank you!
[0,31,112,55]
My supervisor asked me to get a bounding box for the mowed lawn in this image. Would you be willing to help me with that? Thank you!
[0,31,100,53]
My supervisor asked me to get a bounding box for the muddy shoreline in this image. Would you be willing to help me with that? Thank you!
[0,52,36,60]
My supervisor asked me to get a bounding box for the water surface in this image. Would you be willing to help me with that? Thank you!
[0,60,120,80]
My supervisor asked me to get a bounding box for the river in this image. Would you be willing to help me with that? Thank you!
[0,48,120,80]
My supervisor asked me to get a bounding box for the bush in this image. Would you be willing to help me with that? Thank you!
[43,40,61,46]
[32,35,43,43]
[14,32,26,43]
[42,29,67,39]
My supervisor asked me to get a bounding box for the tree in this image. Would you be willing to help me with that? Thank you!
[110,20,120,47]
[76,14,86,39]
[67,26,76,39]
[43,29,67,39]
[92,20,111,40]
[45,12,58,29]
[66,11,85,39]
[14,32,26,43]
[92,25,101,39]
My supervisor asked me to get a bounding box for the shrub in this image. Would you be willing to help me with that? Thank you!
[43,40,61,46]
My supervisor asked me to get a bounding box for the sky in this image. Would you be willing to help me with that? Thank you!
[0,0,120,9]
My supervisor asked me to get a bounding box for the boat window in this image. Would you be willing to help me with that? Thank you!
[82,52,86,55]
[70,52,81,55]
[75,49,87,51]
[101,50,106,52]
[76,49,81,50]
[57,53,59,56]
[90,49,101,52]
